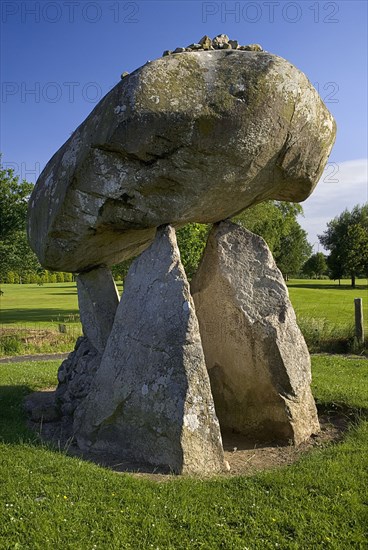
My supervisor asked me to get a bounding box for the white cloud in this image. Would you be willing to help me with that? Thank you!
[299,158,368,251]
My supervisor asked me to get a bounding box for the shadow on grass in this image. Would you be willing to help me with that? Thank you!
[0,385,39,444]
[0,308,80,324]
[287,283,368,291]
[316,401,368,420]
[2,383,368,479]
[33,284,76,289]
[44,292,78,296]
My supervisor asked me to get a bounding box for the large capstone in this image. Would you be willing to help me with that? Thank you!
[191,221,320,445]
[74,225,225,474]
[27,50,335,272]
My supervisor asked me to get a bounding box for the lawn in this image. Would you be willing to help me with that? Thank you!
[1,279,366,330]
[288,279,368,333]
[0,283,121,356]
[0,279,367,356]
[0,356,367,548]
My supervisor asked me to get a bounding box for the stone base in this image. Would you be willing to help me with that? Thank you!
[56,336,102,419]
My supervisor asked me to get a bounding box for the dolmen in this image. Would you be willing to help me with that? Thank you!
[27,35,336,474]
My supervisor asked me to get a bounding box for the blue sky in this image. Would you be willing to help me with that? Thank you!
[1,0,367,247]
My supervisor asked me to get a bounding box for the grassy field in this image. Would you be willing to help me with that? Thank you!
[0,356,367,548]
[0,283,121,356]
[1,279,367,356]
[288,279,368,333]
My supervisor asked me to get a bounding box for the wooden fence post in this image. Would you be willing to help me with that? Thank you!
[354,298,364,343]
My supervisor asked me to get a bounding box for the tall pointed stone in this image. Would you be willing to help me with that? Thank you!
[74,226,224,474]
[191,221,320,445]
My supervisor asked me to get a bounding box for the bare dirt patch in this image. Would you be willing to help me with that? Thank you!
[25,389,353,480]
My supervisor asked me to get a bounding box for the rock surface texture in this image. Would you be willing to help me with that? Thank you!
[191,221,320,445]
[76,267,120,353]
[27,47,335,272]
[56,267,119,418]
[27,37,332,473]
[56,336,101,419]
[74,226,225,474]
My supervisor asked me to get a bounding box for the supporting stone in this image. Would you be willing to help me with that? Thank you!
[55,267,119,418]
[55,337,101,418]
[77,266,120,353]
[191,221,320,445]
[74,226,225,475]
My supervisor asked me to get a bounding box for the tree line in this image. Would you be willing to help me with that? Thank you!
[1,159,367,287]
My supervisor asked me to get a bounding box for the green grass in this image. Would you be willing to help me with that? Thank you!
[0,283,80,327]
[311,355,368,410]
[0,283,121,357]
[0,280,367,356]
[0,357,367,548]
[288,279,368,354]
[1,280,366,330]
[0,283,81,329]
[288,279,368,333]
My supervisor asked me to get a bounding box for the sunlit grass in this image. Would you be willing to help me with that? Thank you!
[0,357,367,548]
[0,280,367,356]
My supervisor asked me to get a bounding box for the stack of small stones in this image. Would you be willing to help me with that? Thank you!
[162,34,263,56]
[120,36,263,78]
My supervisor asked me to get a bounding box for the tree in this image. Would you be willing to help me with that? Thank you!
[276,222,312,280]
[326,249,344,284]
[0,162,33,241]
[235,200,310,278]
[303,252,328,279]
[345,223,368,284]
[0,159,39,281]
[176,223,209,280]
[111,223,210,284]
[0,230,40,282]
[234,201,303,256]
[111,258,135,284]
[319,204,368,287]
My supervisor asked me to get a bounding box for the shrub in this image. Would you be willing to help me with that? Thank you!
[0,334,22,355]
[6,272,15,284]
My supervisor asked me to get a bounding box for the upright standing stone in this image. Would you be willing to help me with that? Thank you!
[74,226,224,474]
[77,266,120,353]
[191,221,320,445]
[56,267,119,418]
